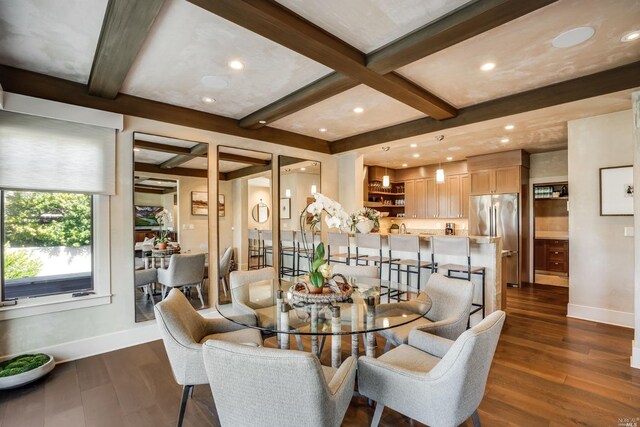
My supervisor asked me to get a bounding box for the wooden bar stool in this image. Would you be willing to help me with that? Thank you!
[388,234,432,297]
[247,229,263,270]
[326,231,355,265]
[261,230,274,268]
[355,233,397,280]
[279,230,297,278]
[430,236,486,320]
[295,230,317,276]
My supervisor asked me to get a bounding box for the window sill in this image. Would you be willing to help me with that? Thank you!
[0,293,112,320]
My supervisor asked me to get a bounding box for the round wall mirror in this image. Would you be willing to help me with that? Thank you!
[252,203,270,223]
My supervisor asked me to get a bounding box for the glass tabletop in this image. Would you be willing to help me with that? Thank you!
[216,276,432,336]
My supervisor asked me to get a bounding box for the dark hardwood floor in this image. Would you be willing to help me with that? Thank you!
[1,283,638,426]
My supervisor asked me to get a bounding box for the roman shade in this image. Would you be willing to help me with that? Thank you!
[0,110,116,195]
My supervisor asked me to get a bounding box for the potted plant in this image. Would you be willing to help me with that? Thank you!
[154,209,172,249]
[0,353,55,389]
[352,208,381,233]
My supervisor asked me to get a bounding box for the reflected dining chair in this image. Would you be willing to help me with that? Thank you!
[331,264,378,279]
[359,311,506,427]
[154,289,262,427]
[203,340,357,427]
[219,247,233,297]
[157,253,206,307]
[134,267,157,304]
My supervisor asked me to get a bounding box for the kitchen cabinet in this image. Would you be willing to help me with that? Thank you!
[534,239,569,276]
[447,175,461,218]
[461,174,470,218]
[415,179,426,218]
[425,177,437,218]
[404,180,416,218]
[404,174,468,219]
[470,166,520,195]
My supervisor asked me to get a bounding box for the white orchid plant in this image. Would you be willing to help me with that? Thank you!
[301,193,351,288]
[350,207,381,231]
[154,209,173,245]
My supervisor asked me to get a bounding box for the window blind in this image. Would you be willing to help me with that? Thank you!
[0,110,116,195]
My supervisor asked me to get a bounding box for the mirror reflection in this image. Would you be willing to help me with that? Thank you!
[133,133,210,322]
[217,146,273,304]
[279,156,321,280]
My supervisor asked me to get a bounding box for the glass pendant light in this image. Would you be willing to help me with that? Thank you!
[311,184,317,194]
[436,158,445,183]
[382,146,391,187]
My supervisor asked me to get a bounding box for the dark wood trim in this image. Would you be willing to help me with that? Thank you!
[88,0,166,98]
[331,61,640,153]
[218,152,270,166]
[188,0,456,120]
[134,186,176,195]
[134,140,202,156]
[160,143,208,169]
[134,162,207,178]
[367,0,558,74]
[0,65,331,154]
[223,164,272,181]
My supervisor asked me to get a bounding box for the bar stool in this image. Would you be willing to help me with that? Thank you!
[295,230,316,276]
[430,236,485,320]
[326,232,355,265]
[279,230,297,278]
[247,229,263,270]
[261,230,274,268]
[355,233,397,280]
[388,234,432,295]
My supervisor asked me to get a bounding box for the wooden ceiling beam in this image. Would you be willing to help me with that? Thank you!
[0,65,331,154]
[160,143,208,169]
[135,162,208,178]
[134,187,165,195]
[236,0,556,130]
[331,61,640,153]
[218,152,270,166]
[134,140,204,156]
[88,0,166,98]
[188,0,457,121]
[224,164,272,181]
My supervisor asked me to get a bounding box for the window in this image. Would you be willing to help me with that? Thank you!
[1,190,93,300]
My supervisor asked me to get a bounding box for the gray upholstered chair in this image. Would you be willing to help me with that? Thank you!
[358,310,506,427]
[134,267,157,304]
[203,339,357,427]
[154,289,262,427]
[332,263,379,279]
[377,272,473,352]
[219,247,233,296]
[157,253,206,307]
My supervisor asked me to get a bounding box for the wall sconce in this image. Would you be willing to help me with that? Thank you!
[285,189,291,198]
[311,184,317,194]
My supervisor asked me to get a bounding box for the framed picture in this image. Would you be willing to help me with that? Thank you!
[600,165,634,216]
[191,191,208,216]
[280,198,291,219]
[218,194,225,217]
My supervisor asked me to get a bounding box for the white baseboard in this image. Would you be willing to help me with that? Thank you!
[632,341,640,370]
[567,303,634,328]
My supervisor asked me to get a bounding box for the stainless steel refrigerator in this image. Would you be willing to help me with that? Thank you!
[469,194,519,286]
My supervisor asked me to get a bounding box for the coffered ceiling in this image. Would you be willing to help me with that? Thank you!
[0,0,639,162]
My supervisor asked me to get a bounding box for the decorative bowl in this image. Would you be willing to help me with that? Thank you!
[0,354,55,390]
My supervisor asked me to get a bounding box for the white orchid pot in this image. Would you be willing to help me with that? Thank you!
[356,219,374,234]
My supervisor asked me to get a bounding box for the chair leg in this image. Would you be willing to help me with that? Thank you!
[383,341,392,353]
[295,333,304,351]
[196,284,205,308]
[161,285,167,300]
[371,402,385,427]
[472,409,481,427]
[177,385,192,427]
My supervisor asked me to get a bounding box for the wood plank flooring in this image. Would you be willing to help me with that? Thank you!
[1,283,638,426]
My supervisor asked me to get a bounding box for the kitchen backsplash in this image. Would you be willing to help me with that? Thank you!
[379,218,469,235]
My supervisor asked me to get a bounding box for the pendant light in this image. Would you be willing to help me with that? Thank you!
[436,167,445,183]
[311,184,317,194]
[382,146,390,187]
[285,189,291,198]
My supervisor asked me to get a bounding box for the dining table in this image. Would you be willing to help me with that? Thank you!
[216,276,432,368]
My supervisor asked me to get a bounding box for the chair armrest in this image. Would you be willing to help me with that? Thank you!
[327,356,357,396]
[230,302,260,326]
[408,329,454,358]
[357,355,426,380]
[414,317,464,339]
[203,317,252,335]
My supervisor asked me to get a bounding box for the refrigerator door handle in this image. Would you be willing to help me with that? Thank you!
[489,207,493,236]
[493,206,497,237]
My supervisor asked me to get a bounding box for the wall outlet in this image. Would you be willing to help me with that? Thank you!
[624,226,634,237]
[189,224,195,230]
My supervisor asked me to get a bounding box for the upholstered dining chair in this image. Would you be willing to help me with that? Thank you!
[331,263,379,279]
[134,267,157,304]
[358,310,506,427]
[219,247,233,297]
[376,272,473,353]
[203,339,357,427]
[157,253,206,307]
[229,267,304,350]
[154,289,262,427]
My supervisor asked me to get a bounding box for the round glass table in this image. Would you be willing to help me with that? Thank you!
[216,276,432,368]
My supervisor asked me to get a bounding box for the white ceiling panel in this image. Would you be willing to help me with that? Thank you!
[134,150,174,164]
[275,0,472,53]
[180,157,208,170]
[397,0,640,108]
[122,0,332,119]
[0,0,108,83]
[269,84,425,140]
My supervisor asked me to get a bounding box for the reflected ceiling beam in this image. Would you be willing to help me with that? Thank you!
[236,0,557,129]
[160,143,208,169]
[134,186,176,195]
[88,0,166,98]
[223,164,272,181]
[135,162,207,178]
[0,66,331,154]
[331,61,640,153]
[218,152,270,166]
[189,0,457,121]
[134,140,204,156]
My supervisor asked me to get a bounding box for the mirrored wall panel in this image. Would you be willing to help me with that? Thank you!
[133,133,209,322]
[217,146,273,304]
[279,156,321,280]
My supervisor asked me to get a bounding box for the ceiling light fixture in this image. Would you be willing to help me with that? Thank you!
[480,62,496,71]
[410,143,417,148]
[353,107,364,113]
[300,167,306,171]
[133,148,140,152]
[202,96,215,103]
[381,146,391,187]
[402,163,408,167]
[446,156,453,161]
[259,120,267,124]
[436,167,445,183]
[501,137,510,143]
[311,184,317,194]
[504,124,515,130]
[413,154,420,158]
[319,128,327,132]
[285,189,291,198]
[552,26,595,48]
[229,60,244,70]
[621,30,640,42]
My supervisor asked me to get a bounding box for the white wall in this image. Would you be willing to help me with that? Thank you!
[0,113,338,359]
[567,110,634,327]
[632,92,640,369]
[217,179,234,251]
[247,181,272,230]
[530,149,568,179]
[280,172,319,231]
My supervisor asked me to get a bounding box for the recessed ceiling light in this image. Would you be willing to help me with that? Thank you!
[353,107,364,113]
[448,146,461,151]
[501,138,510,143]
[621,30,640,42]
[402,163,408,167]
[228,60,244,70]
[259,120,267,124]
[504,124,515,130]
[319,128,327,132]
[446,156,453,161]
[552,26,595,48]
[133,148,140,152]
[202,96,215,103]
[300,167,306,171]
[480,62,496,71]
[410,143,417,148]
[413,154,420,158]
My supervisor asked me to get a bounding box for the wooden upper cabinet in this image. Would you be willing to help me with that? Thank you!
[404,180,416,218]
[461,174,470,218]
[402,172,469,219]
[470,170,493,195]
[425,177,437,218]
[447,175,461,218]
[494,166,520,193]
[414,178,426,218]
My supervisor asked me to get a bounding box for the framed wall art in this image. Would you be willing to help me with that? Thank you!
[600,165,633,216]
[191,191,208,216]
